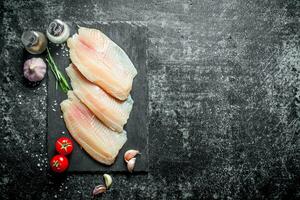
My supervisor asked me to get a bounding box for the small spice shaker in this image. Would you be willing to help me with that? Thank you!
[21,31,48,54]
[46,19,70,44]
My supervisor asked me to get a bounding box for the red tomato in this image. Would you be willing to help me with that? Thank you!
[50,155,69,173]
[55,137,73,155]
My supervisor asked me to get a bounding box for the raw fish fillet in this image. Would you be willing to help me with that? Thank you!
[60,91,127,165]
[67,27,137,100]
[78,27,137,77]
[66,64,133,132]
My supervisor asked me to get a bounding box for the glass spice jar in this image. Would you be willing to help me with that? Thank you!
[46,19,70,44]
[21,31,48,54]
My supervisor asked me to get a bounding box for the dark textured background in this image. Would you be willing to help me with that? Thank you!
[1,0,300,199]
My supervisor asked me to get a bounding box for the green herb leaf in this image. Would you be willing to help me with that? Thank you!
[46,48,71,93]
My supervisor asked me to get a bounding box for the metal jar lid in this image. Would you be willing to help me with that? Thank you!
[21,31,39,48]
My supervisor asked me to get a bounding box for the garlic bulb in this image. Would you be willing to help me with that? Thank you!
[23,58,47,82]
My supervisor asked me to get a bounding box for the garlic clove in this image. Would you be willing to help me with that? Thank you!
[103,174,112,189]
[124,150,140,163]
[127,157,136,173]
[92,185,106,196]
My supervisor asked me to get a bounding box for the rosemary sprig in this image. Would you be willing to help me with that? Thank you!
[46,48,70,93]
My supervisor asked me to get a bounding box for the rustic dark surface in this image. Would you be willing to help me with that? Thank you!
[1,0,300,199]
[47,22,149,172]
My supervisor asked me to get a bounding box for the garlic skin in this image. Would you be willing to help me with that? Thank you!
[124,150,140,163]
[103,174,112,189]
[23,58,47,82]
[92,185,106,196]
[127,157,136,173]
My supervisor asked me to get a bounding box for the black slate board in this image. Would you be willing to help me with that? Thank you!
[47,22,149,172]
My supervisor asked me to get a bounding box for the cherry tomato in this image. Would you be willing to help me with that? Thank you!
[50,155,69,173]
[55,137,73,155]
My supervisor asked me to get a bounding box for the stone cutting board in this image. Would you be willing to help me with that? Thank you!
[47,22,149,172]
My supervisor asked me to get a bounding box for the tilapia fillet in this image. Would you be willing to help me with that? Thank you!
[77,27,137,77]
[60,91,127,165]
[67,27,137,100]
[66,64,133,132]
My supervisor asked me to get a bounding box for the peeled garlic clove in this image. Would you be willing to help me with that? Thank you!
[127,157,136,173]
[124,150,140,163]
[103,174,112,189]
[92,185,106,196]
